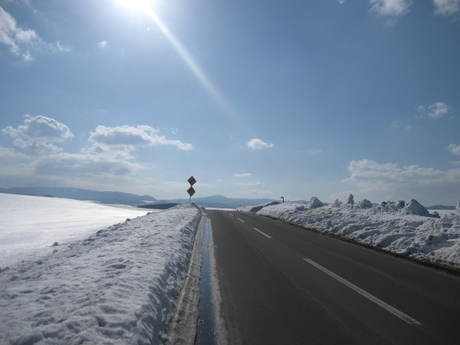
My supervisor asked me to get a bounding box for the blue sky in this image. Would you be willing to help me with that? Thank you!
[1,0,459,204]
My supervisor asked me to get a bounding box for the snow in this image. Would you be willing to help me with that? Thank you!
[253,200,460,270]
[0,193,150,267]
[309,197,324,209]
[358,199,373,209]
[403,199,431,217]
[346,194,354,206]
[0,204,201,345]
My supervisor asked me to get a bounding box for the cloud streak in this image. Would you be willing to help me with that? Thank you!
[417,102,449,119]
[448,144,460,156]
[433,0,460,15]
[88,125,193,152]
[247,138,274,150]
[2,115,74,153]
[0,6,69,60]
[1,116,194,186]
[234,172,253,178]
[369,0,412,17]
[344,159,460,204]
[0,6,37,60]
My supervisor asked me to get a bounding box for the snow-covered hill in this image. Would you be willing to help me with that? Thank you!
[0,193,149,267]
[249,197,460,270]
[0,205,200,345]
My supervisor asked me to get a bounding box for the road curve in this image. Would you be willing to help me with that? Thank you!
[207,210,460,345]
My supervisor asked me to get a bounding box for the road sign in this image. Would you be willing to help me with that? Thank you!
[188,176,196,186]
[187,186,195,197]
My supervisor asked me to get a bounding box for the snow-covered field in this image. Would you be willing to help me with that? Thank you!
[0,193,149,267]
[0,204,201,345]
[249,198,460,270]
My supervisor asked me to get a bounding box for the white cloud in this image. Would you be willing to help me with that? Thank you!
[46,41,71,53]
[234,172,253,178]
[2,115,74,153]
[417,102,449,119]
[88,125,193,152]
[236,181,263,187]
[247,138,274,150]
[305,148,323,156]
[0,6,69,60]
[97,40,109,48]
[0,146,30,162]
[390,120,413,130]
[433,0,460,15]
[369,0,412,16]
[0,5,37,60]
[34,153,140,177]
[344,159,460,204]
[448,144,460,156]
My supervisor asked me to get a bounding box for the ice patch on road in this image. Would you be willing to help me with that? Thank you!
[0,205,200,345]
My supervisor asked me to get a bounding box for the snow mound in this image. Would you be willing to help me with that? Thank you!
[358,199,373,209]
[346,194,354,206]
[241,201,280,214]
[0,205,200,345]
[403,199,430,217]
[309,197,324,209]
[255,202,460,270]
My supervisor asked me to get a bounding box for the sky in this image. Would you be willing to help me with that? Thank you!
[0,0,459,205]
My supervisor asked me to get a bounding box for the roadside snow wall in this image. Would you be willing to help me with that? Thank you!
[0,205,201,345]
[256,202,460,271]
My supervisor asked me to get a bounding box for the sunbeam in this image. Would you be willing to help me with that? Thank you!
[116,0,233,115]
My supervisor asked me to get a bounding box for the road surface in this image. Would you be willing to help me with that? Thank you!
[207,210,460,345]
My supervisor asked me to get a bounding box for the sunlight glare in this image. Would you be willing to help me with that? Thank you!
[116,0,154,14]
[115,0,236,118]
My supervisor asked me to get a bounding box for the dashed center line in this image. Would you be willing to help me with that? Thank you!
[253,227,272,239]
[237,218,245,223]
[303,257,421,326]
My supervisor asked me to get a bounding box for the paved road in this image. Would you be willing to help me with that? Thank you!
[207,210,460,345]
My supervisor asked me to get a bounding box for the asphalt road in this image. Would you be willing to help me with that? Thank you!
[206,210,460,345]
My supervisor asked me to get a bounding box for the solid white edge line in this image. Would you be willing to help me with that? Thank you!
[237,218,245,223]
[303,258,421,326]
[253,227,272,239]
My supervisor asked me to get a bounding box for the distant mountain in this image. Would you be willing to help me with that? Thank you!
[0,187,156,206]
[427,205,456,210]
[0,187,273,209]
[152,195,275,209]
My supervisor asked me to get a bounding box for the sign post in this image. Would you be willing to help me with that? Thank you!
[187,176,196,202]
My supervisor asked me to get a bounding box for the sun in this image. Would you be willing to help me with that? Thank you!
[116,0,154,15]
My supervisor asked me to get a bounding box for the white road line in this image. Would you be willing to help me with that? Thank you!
[303,257,421,326]
[253,227,272,239]
[237,217,245,223]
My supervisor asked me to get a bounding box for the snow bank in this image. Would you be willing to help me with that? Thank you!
[255,201,460,270]
[309,197,324,209]
[0,205,201,345]
[0,193,149,266]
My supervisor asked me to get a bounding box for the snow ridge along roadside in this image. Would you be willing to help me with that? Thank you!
[165,212,205,345]
[253,202,460,271]
[0,204,201,345]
